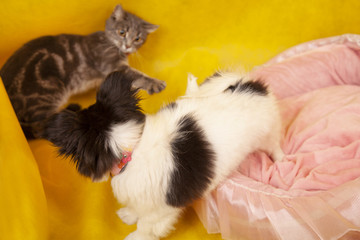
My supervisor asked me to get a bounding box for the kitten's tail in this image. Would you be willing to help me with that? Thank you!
[65,103,82,112]
[21,124,37,140]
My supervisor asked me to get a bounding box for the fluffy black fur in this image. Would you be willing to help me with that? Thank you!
[43,71,145,180]
[166,114,215,207]
[226,79,268,96]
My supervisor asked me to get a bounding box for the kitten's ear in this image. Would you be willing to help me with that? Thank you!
[112,4,125,21]
[143,22,159,33]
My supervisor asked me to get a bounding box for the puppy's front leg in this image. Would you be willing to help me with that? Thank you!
[124,207,182,240]
[117,207,138,225]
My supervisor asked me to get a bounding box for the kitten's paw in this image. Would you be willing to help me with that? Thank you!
[147,79,166,94]
[125,231,158,240]
[132,77,166,94]
[117,207,138,225]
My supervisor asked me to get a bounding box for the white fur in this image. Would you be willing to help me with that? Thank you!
[185,73,199,95]
[108,120,144,156]
[111,72,284,240]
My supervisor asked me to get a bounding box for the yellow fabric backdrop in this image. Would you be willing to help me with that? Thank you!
[1,0,360,239]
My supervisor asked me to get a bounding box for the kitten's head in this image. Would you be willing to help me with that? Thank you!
[43,71,145,181]
[105,4,159,54]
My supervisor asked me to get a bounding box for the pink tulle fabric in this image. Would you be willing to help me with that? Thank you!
[193,34,360,239]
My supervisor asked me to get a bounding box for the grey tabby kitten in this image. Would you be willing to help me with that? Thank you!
[0,4,165,139]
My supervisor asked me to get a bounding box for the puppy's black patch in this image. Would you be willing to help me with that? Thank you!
[166,114,215,207]
[43,70,145,180]
[226,79,268,96]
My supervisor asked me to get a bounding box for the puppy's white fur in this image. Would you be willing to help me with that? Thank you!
[108,120,144,154]
[110,72,284,240]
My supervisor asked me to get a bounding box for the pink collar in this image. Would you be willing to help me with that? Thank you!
[110,151,132,176]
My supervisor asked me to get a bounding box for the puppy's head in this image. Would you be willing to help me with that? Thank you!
[43,71,145,181]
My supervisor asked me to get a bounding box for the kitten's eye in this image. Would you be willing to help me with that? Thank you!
[118,30,126,37]
[134,36,141,42]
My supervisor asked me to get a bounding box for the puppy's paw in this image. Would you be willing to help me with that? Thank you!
[117,207,138,225]
[125,231,158,240]
[272,149,285,162]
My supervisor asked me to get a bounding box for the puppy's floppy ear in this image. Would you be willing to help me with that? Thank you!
[43,71,145,180]
[43,107,117,180]
[43,108,79,149]
[97,70,135,105]
[96,71,145,123]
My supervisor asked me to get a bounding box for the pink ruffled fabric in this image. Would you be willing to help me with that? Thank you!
[193,34,360,239]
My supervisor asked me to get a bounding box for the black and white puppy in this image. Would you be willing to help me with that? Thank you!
[45,70,284,240]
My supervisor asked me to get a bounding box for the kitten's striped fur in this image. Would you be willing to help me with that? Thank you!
[0,5,165,139]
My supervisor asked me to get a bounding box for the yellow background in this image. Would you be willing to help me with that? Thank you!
[1,0,360,239]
